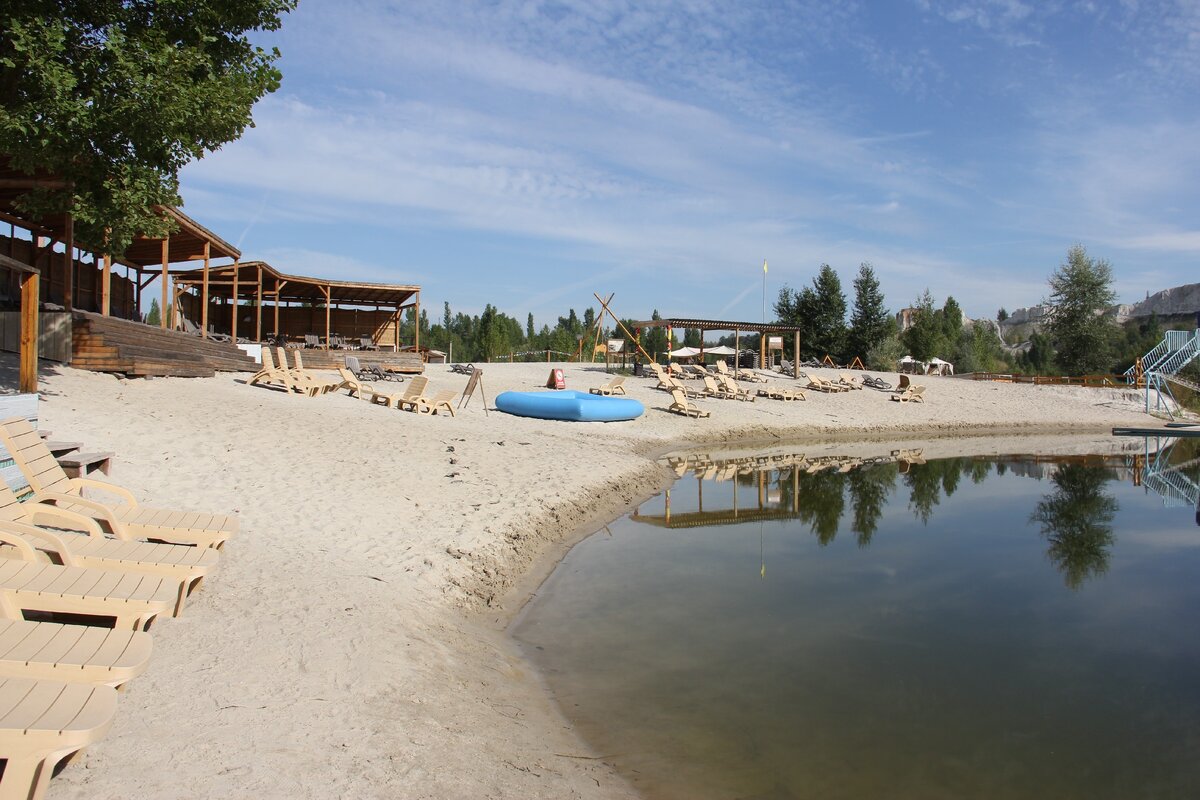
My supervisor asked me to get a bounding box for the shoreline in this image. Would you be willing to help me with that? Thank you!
[16,358,1167,799]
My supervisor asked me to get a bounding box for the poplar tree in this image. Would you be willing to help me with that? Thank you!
[847,262,890,362]
[1046,245,1117,375]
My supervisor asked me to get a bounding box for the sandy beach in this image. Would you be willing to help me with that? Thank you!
[17,358,1161,799]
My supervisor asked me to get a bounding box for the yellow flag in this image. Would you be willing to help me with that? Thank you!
[763,259,768,274]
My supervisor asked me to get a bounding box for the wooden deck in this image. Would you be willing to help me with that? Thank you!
[70,311,259,377]
[289,349,425,374]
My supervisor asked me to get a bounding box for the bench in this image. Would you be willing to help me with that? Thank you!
[57,452,114,478]
[44,440,81,457]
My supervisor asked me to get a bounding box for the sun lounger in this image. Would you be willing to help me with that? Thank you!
[358,335,379,351]
[0,619,151,689]
[0,676,118,799]
[838,372,863,390]
[336,367,404,408]
[757,386,805,401]
[890,384,926,403]
[287,351,341,394]
[0,552,177,631]
[667,387,710,418]
[250,348,321,397]
[717,374,755,401]
[806,375,848,393]
[0,491,217,616]
[895,374,911,392]
[0,417,238,550]
[409,389,457,416]
[393,376,430,411]
[662,375,703,398]
[647,362,672,390]
[701,376,735,399]
[589,376,626,396]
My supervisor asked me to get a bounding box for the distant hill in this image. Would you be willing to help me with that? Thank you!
[1000,281,1200,336]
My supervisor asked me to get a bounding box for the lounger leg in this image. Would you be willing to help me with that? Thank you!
[0,752,48,800]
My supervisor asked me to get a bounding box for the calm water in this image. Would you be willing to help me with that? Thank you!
[514,441,1200,800]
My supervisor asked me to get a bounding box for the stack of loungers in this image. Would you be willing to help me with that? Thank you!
[0,416,235,799]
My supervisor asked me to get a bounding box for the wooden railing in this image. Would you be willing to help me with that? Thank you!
[970,372,1123,388]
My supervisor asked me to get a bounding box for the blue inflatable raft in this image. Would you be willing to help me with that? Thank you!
[495,390,644,422]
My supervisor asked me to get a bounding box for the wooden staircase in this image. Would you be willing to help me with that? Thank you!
[70,311,259,377]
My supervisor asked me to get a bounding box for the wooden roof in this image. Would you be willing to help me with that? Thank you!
[171,260,420,307]
[633,317,803,333]
[0,158,238,265]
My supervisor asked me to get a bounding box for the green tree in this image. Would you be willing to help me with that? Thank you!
[997,308,1009,323]
[809,265,847,360]
[1,0,296,251]
[901,290,944,361]
[1026,331,1055,374]
[941,296,963,346]
[144,298,161,327]
[847,262,891,362]
[526,312,535,341]
[1046,245,1118,375]
[1031,464,1118,589]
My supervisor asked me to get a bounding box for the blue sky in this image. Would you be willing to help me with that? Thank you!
[178,0,1200,326]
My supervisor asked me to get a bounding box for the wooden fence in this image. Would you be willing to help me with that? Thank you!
[0,310,72,362]
[970,372,1124,388]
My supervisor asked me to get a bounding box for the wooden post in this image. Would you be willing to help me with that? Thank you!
[172,285,181,330]
[793,331,800,379]
[735,329,740,372]
[200,241,210,338]
[274,279,281,336]
[323,285,331,348]
[760,334,766,371]
[160,238,169,329]
[255,264,263,341]
[414,294,420,353]
[231,259,240,342]
[394,306,400,351]
[63,213,74,312]
[101,254,111,315]
[19,272,39,393]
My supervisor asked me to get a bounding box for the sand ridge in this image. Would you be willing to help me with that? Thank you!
[29,360,1159,798]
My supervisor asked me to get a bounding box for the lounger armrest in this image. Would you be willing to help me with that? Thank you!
[67,477,139,508]
[0,523,45,561]
[22,501,107,539]
[34,491,134,540]
[0,519,76,565]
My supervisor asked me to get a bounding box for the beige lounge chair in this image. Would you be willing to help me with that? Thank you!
[0,417,238,550]
[394,376,429,410]
[287,350,340,394]
[667,387,710,418]
[247,346,289,390]
[807,375,848,393]
[647,362,670,388]
[0,550,177,631]
[0,676,117,800]
[0,619,151,689]
[895,374,911,393]
[252,348,322,397]
[589,376,626,396]
[838,372,863,390]
[757,386,805,401]
[662,375,703,399]
[701,376,734,399]
[717,374,755,401]
[890,384,926,403]
[410,389,457,416]
[335,367,403,408]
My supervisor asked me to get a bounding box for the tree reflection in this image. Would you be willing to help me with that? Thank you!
[847,464,897,547]
[796,470,845,545]
[1030,464,1118,590]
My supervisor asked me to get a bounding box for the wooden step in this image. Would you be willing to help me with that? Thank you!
[69,311,257,378]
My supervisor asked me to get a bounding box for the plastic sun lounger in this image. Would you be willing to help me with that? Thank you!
[0,551,177,631]
[890,384,926,403]
[336,367,403,408]
[410,389,457,416]
[0,619,151,689]
[757,386,805,401]
[287,351,341,394]
[589,376,626,396]
[0,676,118,800]
[0,418,237,551]
[717,375,755,402]
[0,491,217,617]
[701,376,735,399]
[667,387,710,418]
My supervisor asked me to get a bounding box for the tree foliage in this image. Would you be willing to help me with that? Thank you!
[847,262,890,362]
[0,0,296,251]
[901,290,943,361]
[775,264,847,360]
[1046,245,1118,375]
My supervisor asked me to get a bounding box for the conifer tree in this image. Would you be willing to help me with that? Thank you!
[847,263,890,362]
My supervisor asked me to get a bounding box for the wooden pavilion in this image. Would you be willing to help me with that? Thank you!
[632,317,803,379]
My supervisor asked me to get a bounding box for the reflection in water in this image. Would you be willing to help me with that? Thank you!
[518,442,1200,800]
[1031,464,1118,589]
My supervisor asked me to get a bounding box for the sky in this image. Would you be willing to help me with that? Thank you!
[177,0,1200,327]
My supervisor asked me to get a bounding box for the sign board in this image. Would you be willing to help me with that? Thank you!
[546,368,566,389]
[458,367,488,415]
[767,336,784,350]
[606,339,624,353]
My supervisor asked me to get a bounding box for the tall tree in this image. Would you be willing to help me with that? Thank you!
[901,290,943,361]
[847,262,890,362]
[526,312,535,341]
[809,265,847,360]
[1,0,296,251]
[1046,245,1118,375]
[941,296,963,345]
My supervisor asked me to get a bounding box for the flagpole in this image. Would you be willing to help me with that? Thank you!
[762,258,767,324]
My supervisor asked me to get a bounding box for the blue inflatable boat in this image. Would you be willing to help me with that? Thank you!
[495,390,644,422]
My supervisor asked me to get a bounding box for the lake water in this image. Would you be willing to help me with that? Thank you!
[513,440,1200,800]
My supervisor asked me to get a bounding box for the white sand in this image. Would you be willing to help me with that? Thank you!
[22,360,1163,798]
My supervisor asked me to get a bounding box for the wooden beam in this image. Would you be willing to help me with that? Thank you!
[255,264,263,341]
[101,253,111,315]
[394,306,400,351]
[19,272,39,393]
[414,293,420,354]
[231,258,240,342]
[160,238,169,330]
[274,279,281,335]
[322,285,331,349]
[200,241,210,339]
[62,213,73,312]
[793,331,800,378]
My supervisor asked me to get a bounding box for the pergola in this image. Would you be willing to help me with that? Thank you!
[633,317,804,379]
[169,260,421,349]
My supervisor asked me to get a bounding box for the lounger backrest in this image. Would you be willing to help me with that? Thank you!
[337,367,360,386]
[703,376,721,393]
[0,417,70,496]
[669,386,689,407]
[346,355,362,372]
[293,350,308,370]
[261,347,278,371]
[898,374,910,390]
[401,376,429,400]
[276,347,294,369]
[305,334,320,347]
[610,376,625,389]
